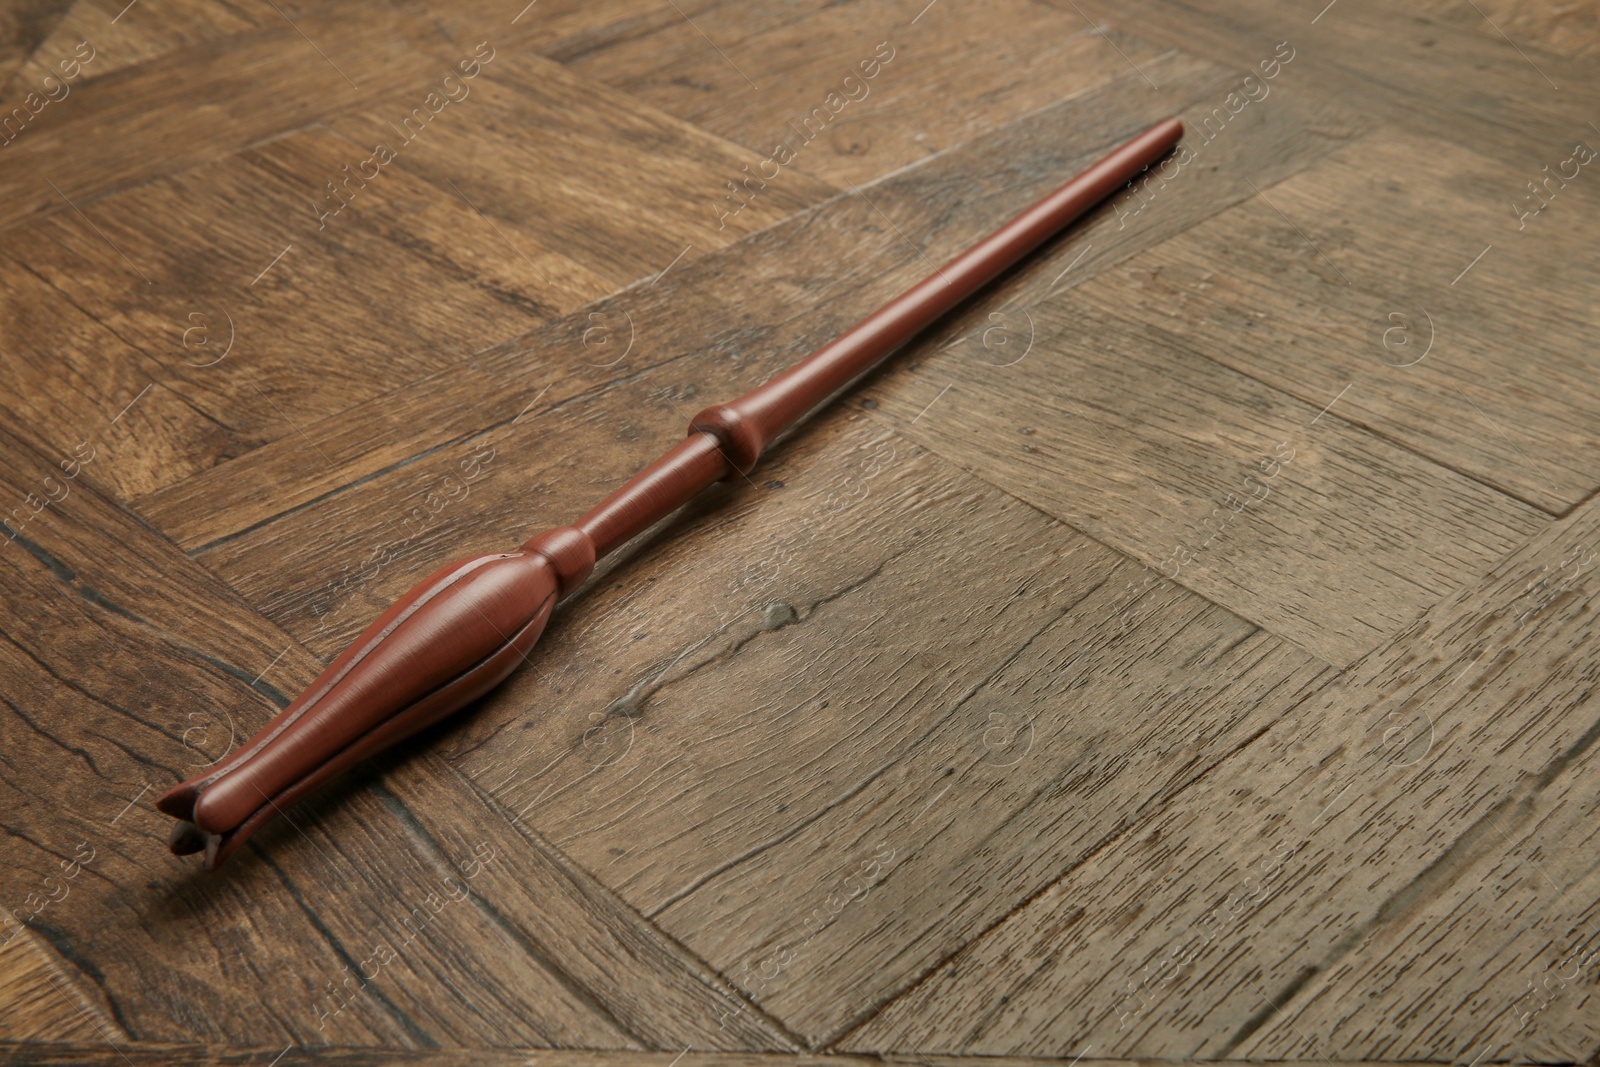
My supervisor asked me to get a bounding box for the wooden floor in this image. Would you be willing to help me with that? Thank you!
[2,0,1599,1063]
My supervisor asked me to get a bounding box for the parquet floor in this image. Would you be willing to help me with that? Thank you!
[2,1,1598,1064]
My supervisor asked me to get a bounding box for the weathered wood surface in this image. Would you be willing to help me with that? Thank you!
[0,424,787,1050]
[0,0,71,90]
[1072,129,1600,515]
[562,0,1173,188]
[137,50,1364,557]
[865,282,1544,666]
[1413,0,1600,60]
[2,0,1597,1065]
[0,932,114,1043]
[845,487,1600,1064]
[0,1050,1484,1067]
[1062,0,1598,165]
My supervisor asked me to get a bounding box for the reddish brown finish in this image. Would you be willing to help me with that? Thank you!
[574,433,731,559]
[156,118,1183,868]
[159,551,559,867]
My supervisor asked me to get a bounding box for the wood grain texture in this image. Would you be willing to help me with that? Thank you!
[0,12,428,230]
[4,40,831,498]
[0,1049,1458,1067]
[649,505,1330,1044]
[2,0,1597,1062]
[559,0,1173,188]
[373,765,799,1051]
[1,125,547,499]
[0,259,232,499]
[843,490,1600,1061]
[135,49,1361,555]
[326,45,837,293]
[1214,492,1600,1065]
[0,0,71,91]
[3,0,706,100]
[1409,0,1600,60]
[859,250,1545,667]
[1058,0,1595,166]
[0,422,785,1051]
[1072,128,1600,515]
[6,0,259,90]
[0,931,120,1043]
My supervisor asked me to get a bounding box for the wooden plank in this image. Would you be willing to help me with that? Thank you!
[0,12,437,230]
[647,478,1331,1044]
[1213,498,1600,1065]
[861,278,1545,664]
[842,488,1600,1061]
[0,422,713,1049]
[0,932,121,1043]
[374,760,799,1051]
[244,128,614,317]
[1069,128,1600,514]
[557,0,1174,188]
[1241,744,1600,1062]
[137,50,1367,553]
[0,261,227,500]
[524,0,773,64]
[0,0,73,92]
[1,0,728,105]
[1,125,548,500]
[326,47,836,294]
[7,45,829,500]
[6,0,256,91]
[0,1048,1449,1067]
[1406,0,1600,61]
[1056,0,1598,166]
[2,4,754,231]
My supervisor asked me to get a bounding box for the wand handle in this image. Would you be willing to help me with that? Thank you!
[157,117,1182,868]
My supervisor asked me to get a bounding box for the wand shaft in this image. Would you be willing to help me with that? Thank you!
[579,116,1183,560]
[157,117,1183,868]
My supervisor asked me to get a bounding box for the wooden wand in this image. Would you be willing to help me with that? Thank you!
[158,117,1184,868]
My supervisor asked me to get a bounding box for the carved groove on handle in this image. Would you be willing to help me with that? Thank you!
[158,550,560,867]
[167,554,513,811]
[173,593,554,869]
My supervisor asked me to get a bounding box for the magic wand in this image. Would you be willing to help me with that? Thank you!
[158,117,1184,868]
